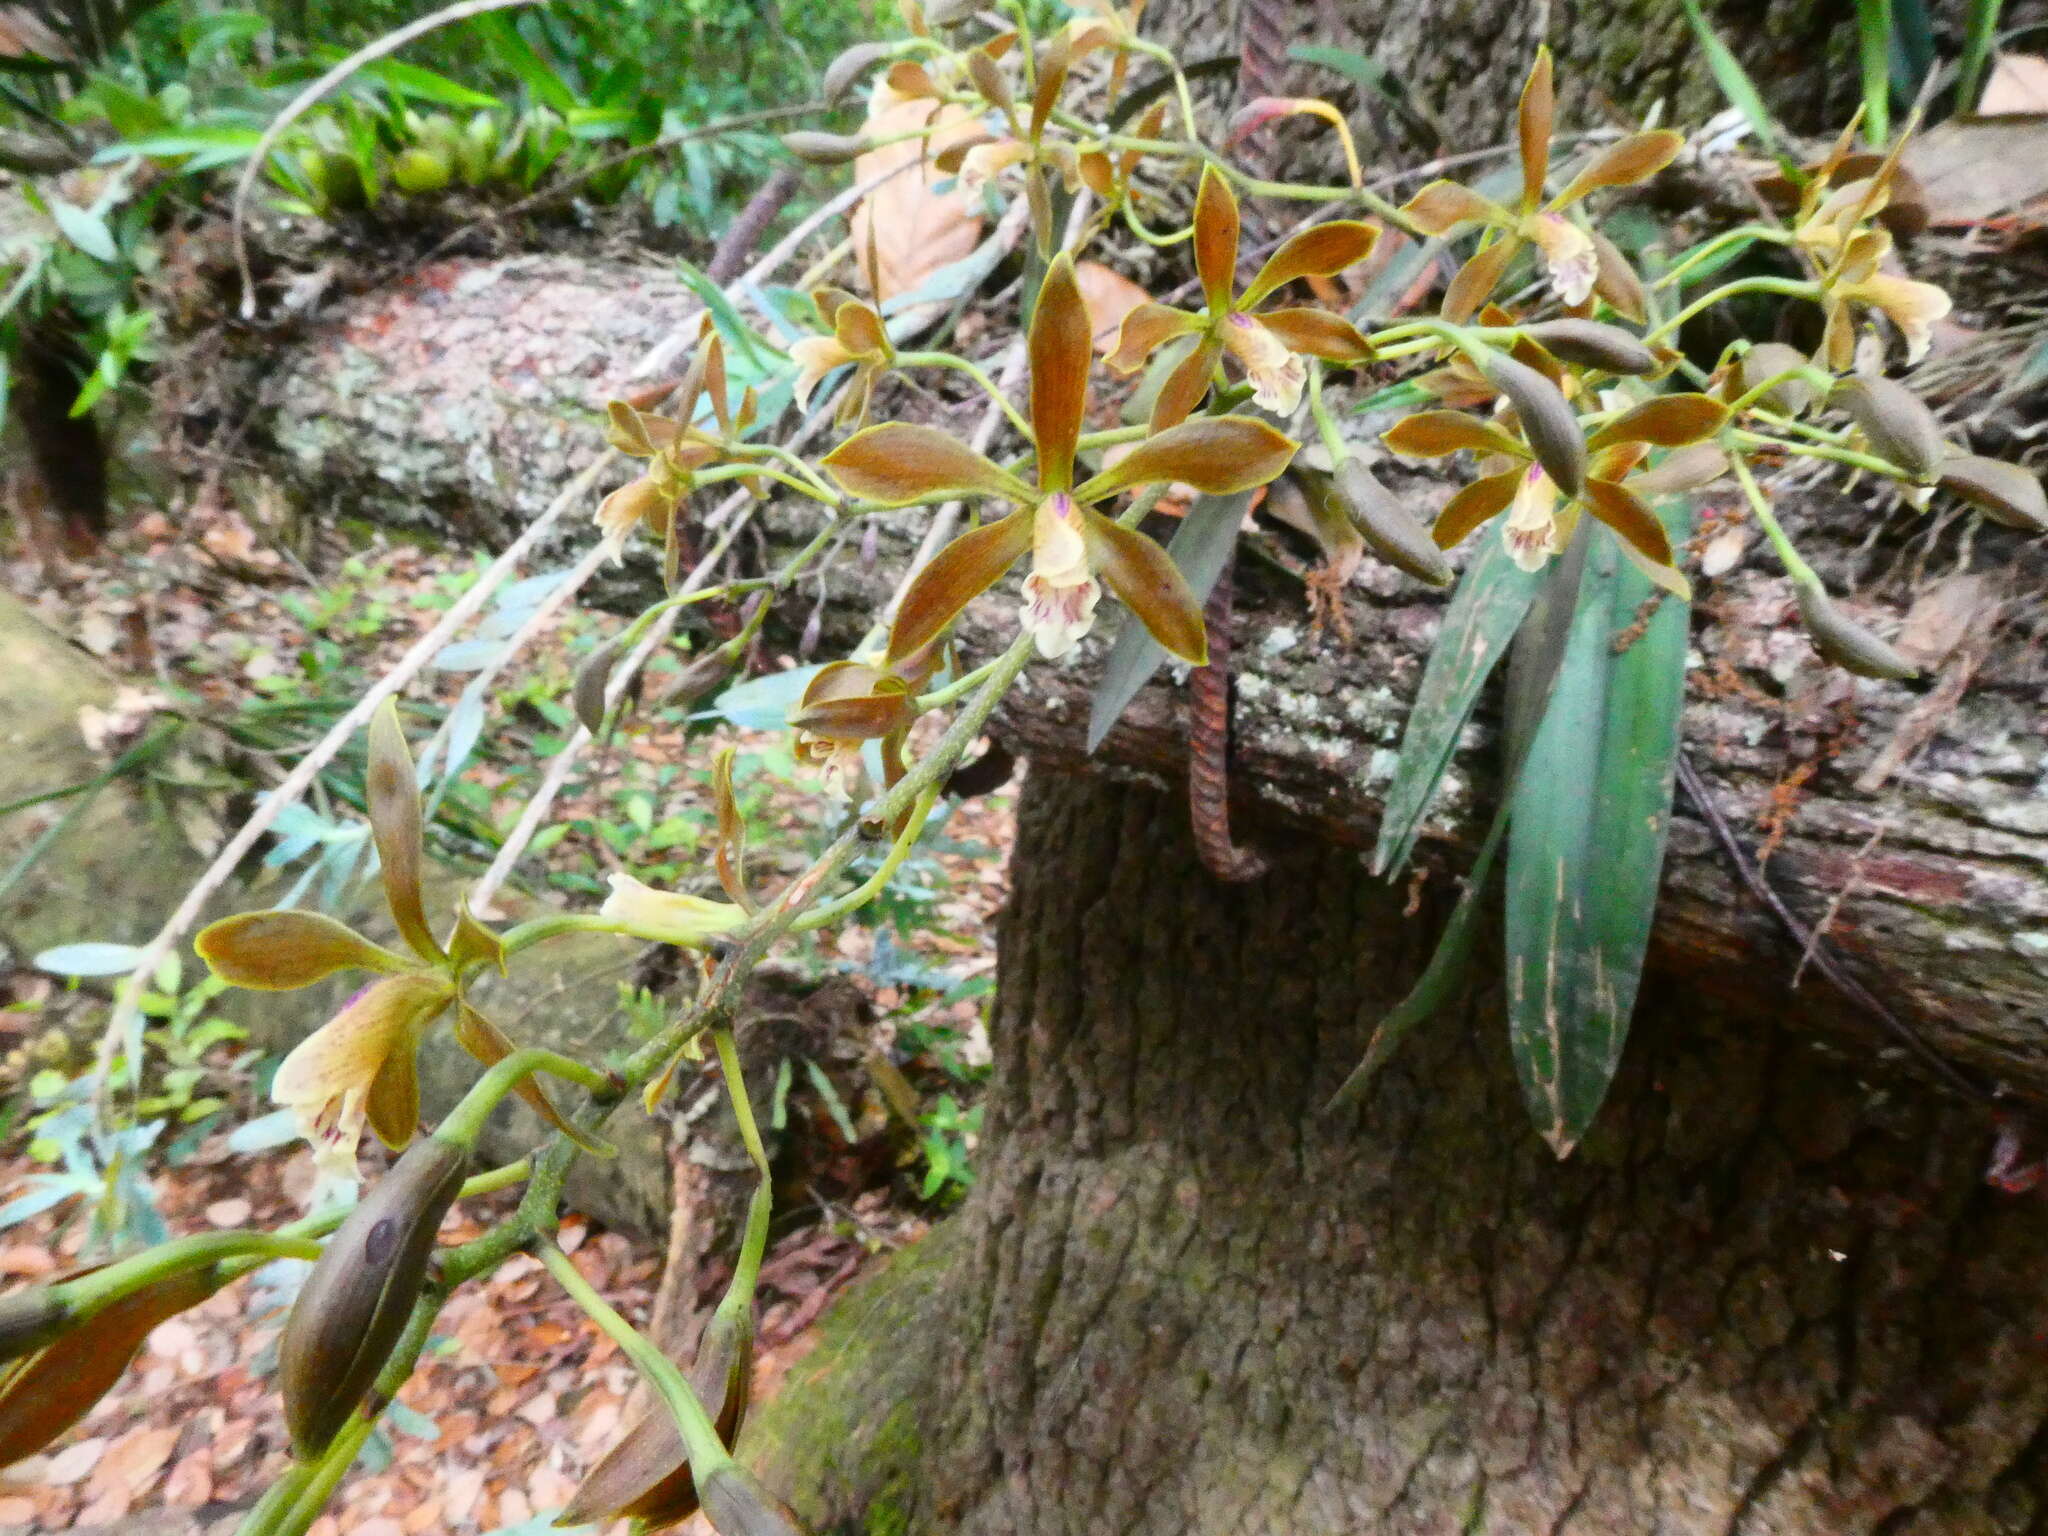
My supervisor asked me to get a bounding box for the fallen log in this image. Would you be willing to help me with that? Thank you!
[250,251,2048,1105]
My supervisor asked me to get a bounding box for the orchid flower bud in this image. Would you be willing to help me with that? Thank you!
[278,1134,467,1457]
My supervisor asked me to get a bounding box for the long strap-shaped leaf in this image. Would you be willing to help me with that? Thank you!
[1085,491,1249,753]
[1371,526,1541,876]
[1504,512,1691,1157]
[1331,532,1586,1107]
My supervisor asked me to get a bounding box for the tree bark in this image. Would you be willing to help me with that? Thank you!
[750,765,2048,1535]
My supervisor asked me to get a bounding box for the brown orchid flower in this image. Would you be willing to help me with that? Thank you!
[1400,48,1682,323]
[596,334,755,560]
[1818,227,1951,370]
[195,702,589,1180]
[823,254,1297,664]
[792,287,893,426]
[1385,390,1729,597]
[1107,165,1378,428]
[788,646,938,797]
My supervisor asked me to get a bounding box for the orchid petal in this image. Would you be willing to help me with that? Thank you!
[1517,47,1554,211]
[366,700,442,963]
[1148,336,1222,433]
[1031,254,1093,490]
[1442,235,1520,324]
[823,424,1030,504]
[1105,302,1205,374]
[196,910,413,992]
[1193,164,1240,316]
[1080,509,1209,664]
[1383,410,1528,460]
[1551,131,1684,208]
[1587,394,1730,451]
[1433,468,1523,548]
[1074,415,1297,501]
[1401,180,1504,237]
[1241,220,1380,307]
[887,509,1035,665]
[1252,306,1375,364]
[1583,477,1679,572]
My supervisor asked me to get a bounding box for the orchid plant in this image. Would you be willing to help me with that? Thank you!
[18,13,2043,1536]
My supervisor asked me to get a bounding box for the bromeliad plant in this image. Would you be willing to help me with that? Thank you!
[9,14,2046,1536]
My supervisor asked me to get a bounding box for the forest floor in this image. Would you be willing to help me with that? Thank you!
[0,483,1017,1535]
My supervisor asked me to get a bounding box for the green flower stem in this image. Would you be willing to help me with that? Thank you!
[436,1047,617,1151]
[1643,276,1817,345]
[499,911,651,959]
[235,1463,316,1536]
[897,351,1035,438]
[710,1027,771,1180]
[537,1239,734,1475]
[1728,449,1820,586]
[915,654,1008,710]
[695,461,833,502]
[61,1231,322,1316]
[1121,198,1195,248]
[790,784,942,933]
[1650,225,1794,289]
[1726,363,1836,416]
[1734,427,1902,479]
[737,439,843,502]
[1124,39,1202,140]
[1308,362,1348,467]
[1076,423,1150,452]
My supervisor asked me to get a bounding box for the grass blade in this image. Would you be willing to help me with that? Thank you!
[1085,492,1247,753]
[1857,0,1893,144]
[1677,0,1782,157]
[1956,0,2005,112]
[1371,526,1541,877]
[1503,510,1691,1157]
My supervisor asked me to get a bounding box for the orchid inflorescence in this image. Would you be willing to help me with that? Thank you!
[13,15,2043,1536]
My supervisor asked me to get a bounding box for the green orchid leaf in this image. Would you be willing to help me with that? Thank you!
[1503,507,1691,1157]
[1084,491,1247,753]
[1371,526,1542,877]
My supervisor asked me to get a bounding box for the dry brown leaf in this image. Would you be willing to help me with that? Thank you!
[91,1426,179,1498]
[1073,261,1152,353]
[39,1438,107,1486]
[850,98,985,310]
[1979,53,2048,115]
[1902,116,2048,225]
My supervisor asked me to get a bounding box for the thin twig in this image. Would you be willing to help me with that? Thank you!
[1673,749,1988,1103]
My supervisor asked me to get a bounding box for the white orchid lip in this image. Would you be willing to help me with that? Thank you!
[1528,212,1597,308]
[1503,463,1565,571]
[1021,493,1104,657]
[1222,312,1307,415]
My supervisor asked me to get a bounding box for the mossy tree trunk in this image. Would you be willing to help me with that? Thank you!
[753,767,2048,1535]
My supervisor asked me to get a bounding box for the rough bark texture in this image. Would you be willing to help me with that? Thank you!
[752,766,2048,1535]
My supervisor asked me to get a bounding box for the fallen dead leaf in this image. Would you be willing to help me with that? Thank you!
[204,1197,253,1228]
[850,97,984,311]
[1979,53,2048,115]
[90,1425,179,1498]
[1902,116,2048,226]
[1074,261,1152,353]
[39,1438,107,1487]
